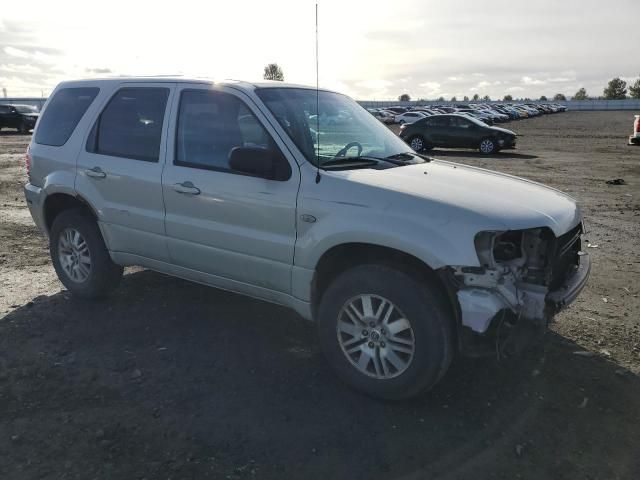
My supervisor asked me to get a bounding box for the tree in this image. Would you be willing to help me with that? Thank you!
[603,77,627,99]
[539,95,548,101]
[553,93,567,101]
[398,93,411,102]
[437,96,445,102]
[263,63,284,81]
[572,88,587,100]
[450,96,457,102]
[628,76,640,99]
[463,95,469,101]
[482,95,491,101]
[472,93,479,101]
[503,94,513,101]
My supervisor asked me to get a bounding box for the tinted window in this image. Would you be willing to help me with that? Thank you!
[0,105,8,114]
[426,116,449,127]
[175,90,283,175]
[450,117,472,128]
[35,87,99,146]
[88,88,169,162]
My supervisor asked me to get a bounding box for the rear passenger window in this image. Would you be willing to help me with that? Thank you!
[175,90,274,172]
[35,87,99,146]
[87,88,169,162]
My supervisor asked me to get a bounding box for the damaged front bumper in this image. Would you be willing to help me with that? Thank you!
[454,252,590,335]
[445,224,590,355]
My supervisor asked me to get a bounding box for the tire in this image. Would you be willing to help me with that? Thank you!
[408,135,426,152]
[317,264,454,400]
[49,208,123,298]
[478,137,497,155]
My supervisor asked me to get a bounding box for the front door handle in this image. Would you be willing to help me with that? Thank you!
[85,167,106,179]
[173,181,201,195]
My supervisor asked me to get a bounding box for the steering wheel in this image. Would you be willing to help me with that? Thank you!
[334,141,363,158]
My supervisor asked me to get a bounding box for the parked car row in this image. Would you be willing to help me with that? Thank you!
[367,102,567,126]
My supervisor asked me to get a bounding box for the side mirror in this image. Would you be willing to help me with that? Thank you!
[228,146,291,181]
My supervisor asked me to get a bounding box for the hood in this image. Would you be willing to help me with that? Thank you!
[334,160,581,237]
[490,126,516,136]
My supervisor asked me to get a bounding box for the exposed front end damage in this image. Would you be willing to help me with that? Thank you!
[445,223,590,355]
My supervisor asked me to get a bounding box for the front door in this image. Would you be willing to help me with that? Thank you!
[162,85,299,295]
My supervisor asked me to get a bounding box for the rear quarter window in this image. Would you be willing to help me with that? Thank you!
[35,87,99,146]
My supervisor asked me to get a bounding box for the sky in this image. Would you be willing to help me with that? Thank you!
[0,0,638,100]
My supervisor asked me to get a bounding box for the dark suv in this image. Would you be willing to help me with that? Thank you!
[0,104,40,133]
[399,113,516,154]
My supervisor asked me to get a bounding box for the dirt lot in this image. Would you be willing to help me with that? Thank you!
[0,111,639,479]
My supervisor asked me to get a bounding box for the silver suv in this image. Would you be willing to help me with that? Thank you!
[24,78,590,399]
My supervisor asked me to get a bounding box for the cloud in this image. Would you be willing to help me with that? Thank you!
[4,46,29,59]
[419,81,440,90]
[522,76,546,85]
[85,67,113,74]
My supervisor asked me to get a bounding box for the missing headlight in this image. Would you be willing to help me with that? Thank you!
[493,231,523,262]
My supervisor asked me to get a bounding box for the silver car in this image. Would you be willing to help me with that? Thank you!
[24,77,590,399]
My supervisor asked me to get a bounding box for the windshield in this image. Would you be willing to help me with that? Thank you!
[14,105,38,114]
[256,88,413,166]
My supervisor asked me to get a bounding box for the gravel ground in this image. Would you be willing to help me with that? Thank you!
[0,111,639,479]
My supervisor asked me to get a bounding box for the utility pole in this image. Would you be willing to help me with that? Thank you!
[2,88,6,98]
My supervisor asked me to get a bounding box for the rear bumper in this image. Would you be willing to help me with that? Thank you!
[629,135,640,146]
[24,182,47,234]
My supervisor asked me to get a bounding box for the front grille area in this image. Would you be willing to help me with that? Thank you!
[549,224,582,290]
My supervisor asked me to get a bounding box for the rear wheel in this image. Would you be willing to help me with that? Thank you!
[317,264,453,400]
[50,209,123,298]
[479,137,497,154]
[409,135,426,152]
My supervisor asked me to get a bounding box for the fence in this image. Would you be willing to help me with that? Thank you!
[357,99,640,111]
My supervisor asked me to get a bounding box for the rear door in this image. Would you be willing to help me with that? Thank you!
[161,84,299,295]
[75,82,174,261]
[445,116,478,148]
[425,116,449,145]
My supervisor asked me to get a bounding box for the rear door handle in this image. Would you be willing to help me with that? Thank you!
[85,167,106,179]
[173,181,201,195]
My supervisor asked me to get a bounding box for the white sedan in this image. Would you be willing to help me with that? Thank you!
[395,111,427,124]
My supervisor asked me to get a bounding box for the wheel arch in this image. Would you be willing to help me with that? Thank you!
[43,192,98,234]
[311,242,461,340]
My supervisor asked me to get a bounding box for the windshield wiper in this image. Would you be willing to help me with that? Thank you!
[386,152,431,163]
[321,156,381,168]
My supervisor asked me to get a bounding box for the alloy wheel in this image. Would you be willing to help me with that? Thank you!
[336,294,415,379]
[58,228,92,283]
[480,139,495,154]
[410,137,424,151]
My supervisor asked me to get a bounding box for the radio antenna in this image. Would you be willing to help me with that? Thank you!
[315,2,321,184]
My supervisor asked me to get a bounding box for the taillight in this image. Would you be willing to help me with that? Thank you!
[635,116,640,133]
[25,145,32,177]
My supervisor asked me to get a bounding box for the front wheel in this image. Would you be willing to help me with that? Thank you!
[50,209,123,298]
[479,138,497,154]
[317,264,453,400]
